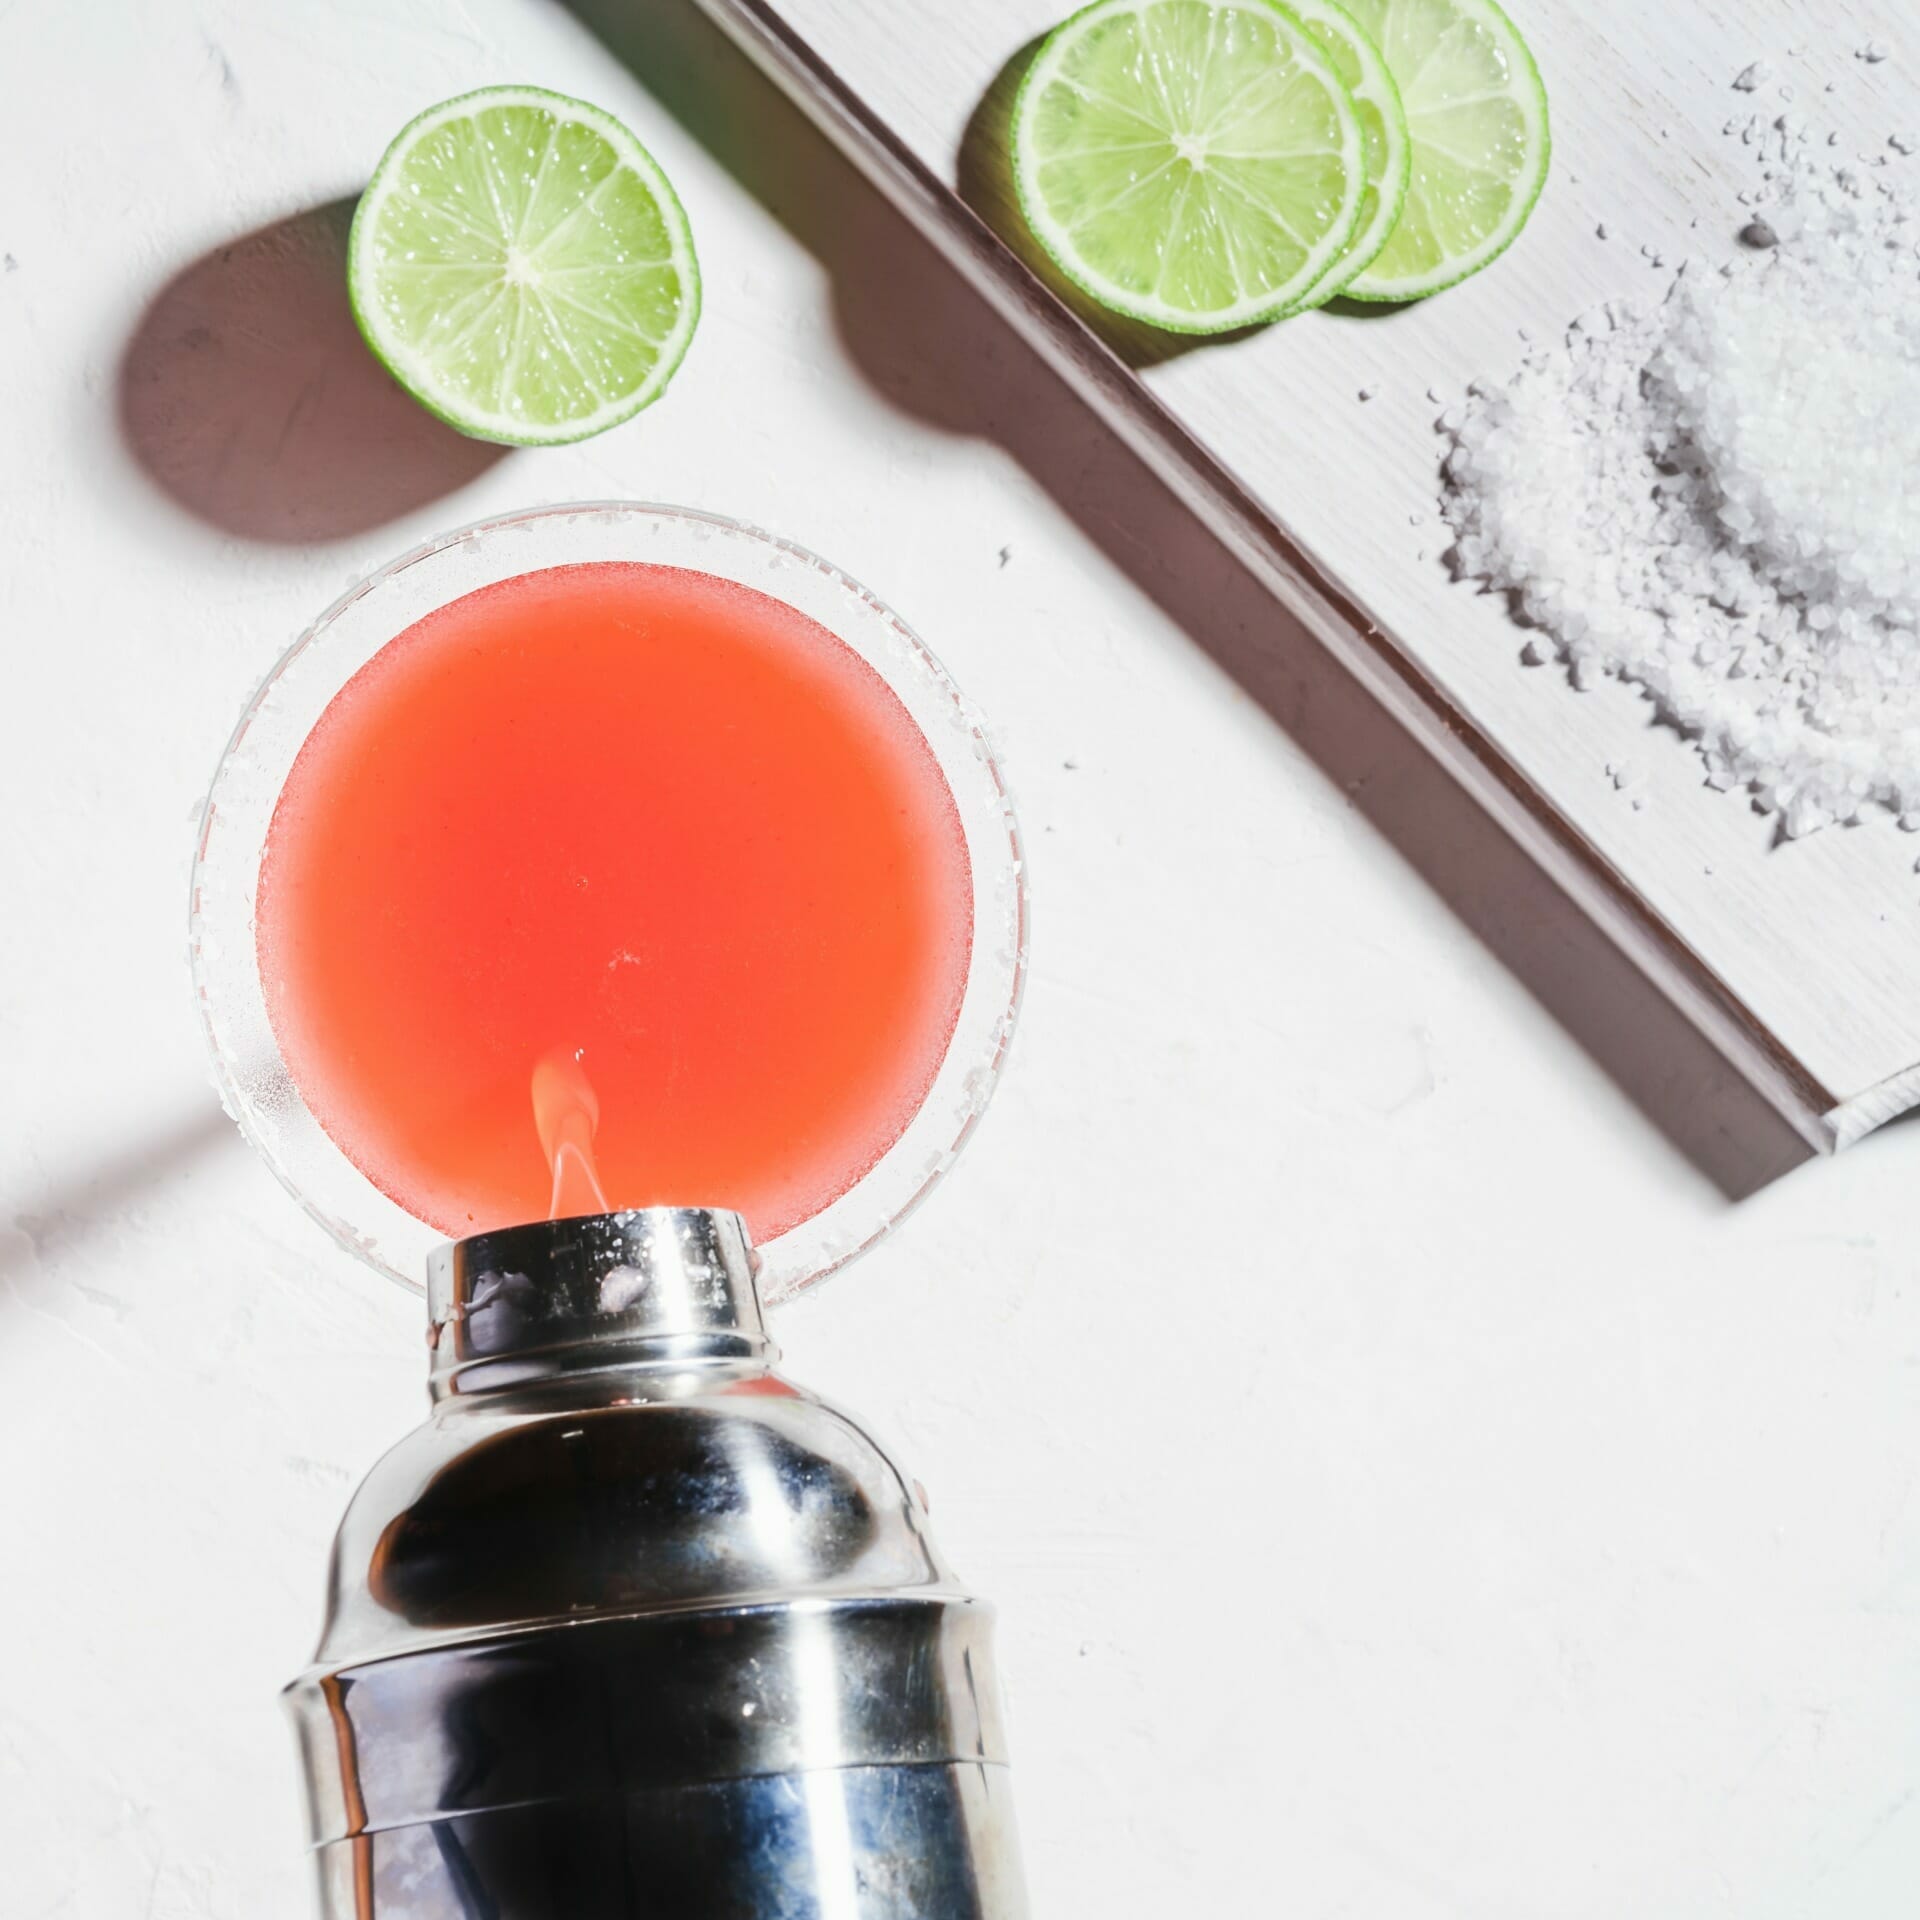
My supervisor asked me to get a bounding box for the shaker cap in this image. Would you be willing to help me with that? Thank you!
[426,1206,766,1397]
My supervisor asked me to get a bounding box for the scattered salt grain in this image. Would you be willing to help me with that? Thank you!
[1858,39,1890,64]
[1893,133,1918,154]
[1357,385,1378,401]
[1441,134,1920,838]
[1733,61,1772,92]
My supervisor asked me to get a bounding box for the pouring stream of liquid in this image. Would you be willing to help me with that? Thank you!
[531,1049,611,1219]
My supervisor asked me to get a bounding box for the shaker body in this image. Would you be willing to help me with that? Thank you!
[286,1210,1028,1918]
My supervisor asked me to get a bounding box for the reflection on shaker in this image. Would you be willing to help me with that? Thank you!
[286,1208,1029,1918]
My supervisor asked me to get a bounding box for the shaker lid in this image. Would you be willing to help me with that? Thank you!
[300,1206,972,1686]
[427,1207,767,1396]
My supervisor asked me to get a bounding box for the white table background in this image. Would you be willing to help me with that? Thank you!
[3,3,1919,1916]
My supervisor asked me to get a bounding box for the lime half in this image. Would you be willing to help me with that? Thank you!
[1011,0,1367,333]
[349,86,700,445]
[1284,0,1411,306]
[1338,0,1548,301]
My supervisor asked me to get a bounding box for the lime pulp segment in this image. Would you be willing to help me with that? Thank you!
[349,86,701,445]
[1012,0,1367,333]
[1337,0,1549,301]
[1281,0,1411,306]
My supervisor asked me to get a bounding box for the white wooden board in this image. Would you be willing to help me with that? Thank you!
[699,0,1920,1149]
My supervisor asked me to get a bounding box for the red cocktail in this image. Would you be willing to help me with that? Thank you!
[193,505,1024,1298]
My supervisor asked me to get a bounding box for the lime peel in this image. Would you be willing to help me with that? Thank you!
[1339,0,1549,303]
[1282,0,1413,307]
[1011,0,1369,334]
[349,85,700,446]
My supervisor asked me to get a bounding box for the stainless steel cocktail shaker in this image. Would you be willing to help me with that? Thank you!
[285,1207,1027,1917]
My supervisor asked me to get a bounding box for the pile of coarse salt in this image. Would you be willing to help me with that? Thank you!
[1442,114,1920,838]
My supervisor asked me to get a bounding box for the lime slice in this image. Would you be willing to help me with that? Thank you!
[1338,0,1549,301]
[348,86,700,446]
[1283,0,1412,306]
[1011,0,1367,333]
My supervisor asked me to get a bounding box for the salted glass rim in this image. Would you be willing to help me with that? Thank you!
[188,500,1028,1303]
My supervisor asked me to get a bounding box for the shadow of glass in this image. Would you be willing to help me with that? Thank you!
[117,200,507,544]
[0,1103,235,1287]
[562,0,1812,1200]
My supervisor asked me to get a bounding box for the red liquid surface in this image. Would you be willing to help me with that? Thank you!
[256,562,973,1241]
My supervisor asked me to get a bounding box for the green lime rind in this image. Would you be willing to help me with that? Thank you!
[1281,0,1412,309]
[1338,0,1549,303]
[1010,0,1368,335]
[348,85,701,446]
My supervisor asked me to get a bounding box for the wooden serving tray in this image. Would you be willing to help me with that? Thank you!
[696,0,1920,1153]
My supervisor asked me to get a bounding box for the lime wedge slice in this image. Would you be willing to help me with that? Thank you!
[1011,0,1367,333]
[1283,0,1412,306]
[348,86,700,446]
[1338,0,1549,301]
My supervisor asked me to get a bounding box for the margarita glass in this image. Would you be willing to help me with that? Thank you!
[191,502,1026,1302]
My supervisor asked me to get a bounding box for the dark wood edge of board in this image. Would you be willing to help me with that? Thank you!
[688,0,1838,1150]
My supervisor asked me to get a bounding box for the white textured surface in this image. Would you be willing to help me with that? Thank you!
[3,3,1920,1917]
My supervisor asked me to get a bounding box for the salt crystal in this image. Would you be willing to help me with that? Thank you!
[1733,61,1771,91]
[1440,133,1920,839]
[1859,39,1890,64]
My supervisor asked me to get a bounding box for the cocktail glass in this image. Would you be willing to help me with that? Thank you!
[190,501,1027,1302]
